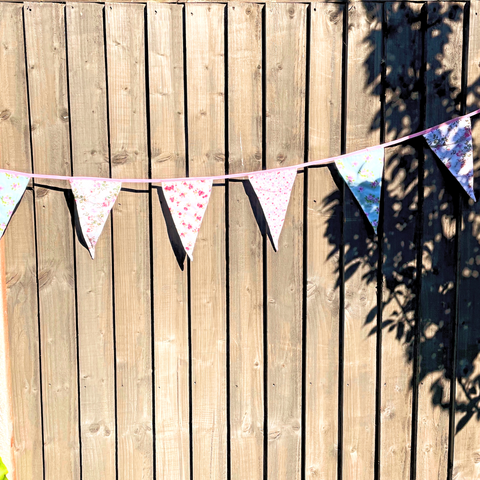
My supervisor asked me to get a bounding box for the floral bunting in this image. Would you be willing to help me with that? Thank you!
[162,179,213,260]
[0,172,30,240]
[1,110,480,256]
[423,117,476,200]
[249,169,297,250]
[70,179,122,259]
[335,148,384,232]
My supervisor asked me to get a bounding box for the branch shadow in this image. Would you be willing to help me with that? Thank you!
[323,1,480,434]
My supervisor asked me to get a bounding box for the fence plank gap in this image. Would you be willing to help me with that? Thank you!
[228,3,264,480]
[185,4,228,479]
[343,3,382,480]
[106,4,154,480]
[0,3,43,480]
[265,3,307,480]
[454,1,480,478]
[379,4,423,480]
[24,3,80,480]
[66,3,116,480]
[305,3,343,480]
[147,3,191,479]
[416,3,464,479]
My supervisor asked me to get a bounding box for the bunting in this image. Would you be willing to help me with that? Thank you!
[335,147,384,232]
[162,179,213,260]
[0,110,479,259]
[423,117,476,200]
[70,179,122,259]
[249,169,297,250]
[0,172,29,240]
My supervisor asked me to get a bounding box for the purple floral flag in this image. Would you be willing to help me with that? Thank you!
[423,117,476,201]
[0,172,30,240]
[335,147,384,233]
[70,179,122,259]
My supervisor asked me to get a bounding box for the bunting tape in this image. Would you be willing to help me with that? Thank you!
[2,108,480,183]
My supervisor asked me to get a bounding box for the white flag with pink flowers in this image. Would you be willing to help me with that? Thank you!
[162,179,213,260]
[70,179,122,259]
[249,169,297,250]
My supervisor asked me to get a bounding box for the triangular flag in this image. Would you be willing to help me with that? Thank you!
[335,147,384,232]
[248,168,297,250]
[70,179,122,259]
[423,117,476,201]
[0,172,30,240]
[162,179,213,260]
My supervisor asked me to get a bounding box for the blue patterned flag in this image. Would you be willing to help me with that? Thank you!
[0,172,30,240]
[423,117,476,201]
[335,147,385,233]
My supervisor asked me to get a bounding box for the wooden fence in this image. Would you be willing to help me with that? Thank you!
[1,1,480,479]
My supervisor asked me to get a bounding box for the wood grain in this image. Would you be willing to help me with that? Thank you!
[305,3,343,480]
[147,4,190,479]
[106,4,153,480]
[453,1,480,478]
[24,3,80,480]
[416,4,464,479]
[185,4,227,479]
[66,4,116,480]
[380,4,423,480]
[228,4,264,480]
[0,4,43,480]
[343,4,382,480]
[265,4,306,480]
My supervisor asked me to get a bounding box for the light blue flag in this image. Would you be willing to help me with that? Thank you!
[335,147,385,232]
[0,172,30,240]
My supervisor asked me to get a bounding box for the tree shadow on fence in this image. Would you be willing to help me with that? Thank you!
[323,1,480,435]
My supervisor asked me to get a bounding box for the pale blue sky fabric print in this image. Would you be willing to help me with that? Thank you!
[0,172,29,239]
[335,147,385,233]
[423,117,476,201]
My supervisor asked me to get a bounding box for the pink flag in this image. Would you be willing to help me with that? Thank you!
[162,179,213,260]
[249,169,297,250]
[423,117,476,201]
[70,179,122,259]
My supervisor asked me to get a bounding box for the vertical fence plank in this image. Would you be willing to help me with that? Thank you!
[380,4,423,480]
[265,4,306,480]
[185,5,227,479]
[0,4,42,480]
[344,4,382,480]
[305,3,343,480]
[147,3,190,480]
[453,1,480,478]
[106,4,153,480]
[24,3,80,480]
[417,3,464,479]
[66,4,116,480]
[228,4,264,480]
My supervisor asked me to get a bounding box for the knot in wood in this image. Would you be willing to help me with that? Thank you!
[36,187,49,198]
[328,11,339,24]
[0,109,11,121]
[112,152,129,165]
[59,108,69,122]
